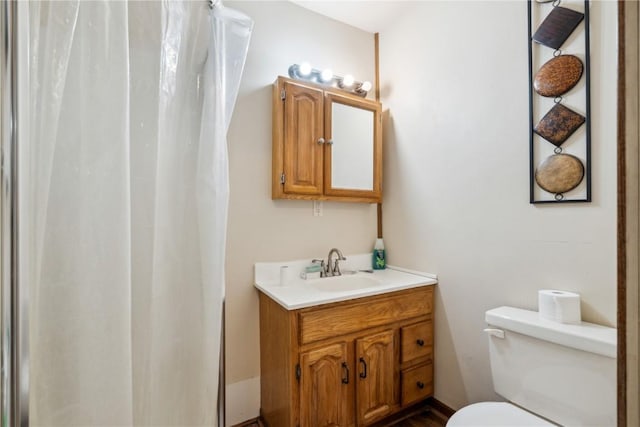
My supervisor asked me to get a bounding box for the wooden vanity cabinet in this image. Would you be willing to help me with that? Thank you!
[258,286,434,427]
[272,76,382,203]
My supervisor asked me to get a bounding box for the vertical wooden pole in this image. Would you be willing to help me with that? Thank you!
[618,1,640,425]
[374,32,383,239]
[616,3,627,423]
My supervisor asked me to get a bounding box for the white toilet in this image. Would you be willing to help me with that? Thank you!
[447,306,617,427]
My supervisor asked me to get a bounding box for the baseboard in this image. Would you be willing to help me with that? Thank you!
[226,376,261,426]
[231,417,264,427]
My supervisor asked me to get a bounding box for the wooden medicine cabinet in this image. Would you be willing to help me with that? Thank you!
[272,76,382,203]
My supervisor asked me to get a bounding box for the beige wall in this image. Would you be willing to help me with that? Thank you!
[379,1,618,410]
[224,0,619,421]
[224,1,377,421]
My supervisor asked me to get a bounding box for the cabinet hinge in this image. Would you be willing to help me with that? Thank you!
[280,89,286,100]
[295,364,301,381]
[280,172,285,184]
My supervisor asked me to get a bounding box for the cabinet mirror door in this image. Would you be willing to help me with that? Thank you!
[324,93,381,200]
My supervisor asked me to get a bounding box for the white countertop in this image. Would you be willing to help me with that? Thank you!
[254,254,437,310]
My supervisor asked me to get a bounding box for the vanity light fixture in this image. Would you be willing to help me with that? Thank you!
[320,68,334,83]
[298,62,312,76]
[287,63,371,97]
[341,74,355,87]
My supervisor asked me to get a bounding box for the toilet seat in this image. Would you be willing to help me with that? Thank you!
[446,402,556,426]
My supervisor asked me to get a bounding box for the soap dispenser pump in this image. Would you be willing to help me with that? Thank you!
[372,238,386,270]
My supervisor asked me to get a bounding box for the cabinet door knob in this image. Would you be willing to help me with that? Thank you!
[327,139,334,145]
[317,138,325,145]
[416,339,425,346]
[417,381,425,389]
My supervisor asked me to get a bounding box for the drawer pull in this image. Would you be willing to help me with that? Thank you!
[341,362,349,384]
[416,339,425,346]
[417,381,425,389]
[359,357,368,379]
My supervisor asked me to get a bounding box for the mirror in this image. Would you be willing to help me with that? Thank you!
[322,91,381,201]
[330,101,374,191]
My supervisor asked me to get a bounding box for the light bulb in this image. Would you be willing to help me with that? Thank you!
[298,62,312,76]
[360,81,372,92]
[342,74,355,87]
[320,69,333,82]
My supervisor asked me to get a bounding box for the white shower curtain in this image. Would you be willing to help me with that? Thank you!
[26,1,252,425]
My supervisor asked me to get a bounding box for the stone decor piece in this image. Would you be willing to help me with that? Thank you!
[535,153,585,194]
[532,6,585,50]
[534,55,584,97]
[528,0,591,203]
[534,103,585,146]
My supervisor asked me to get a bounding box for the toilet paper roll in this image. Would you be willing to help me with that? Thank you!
[280,265,297,286]
[538,289,581,324]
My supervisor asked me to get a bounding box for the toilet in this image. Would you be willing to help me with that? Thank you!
[447,306,617,427]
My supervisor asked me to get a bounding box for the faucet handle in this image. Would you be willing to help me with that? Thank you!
[332,258,344,276]
[312,259,327,277]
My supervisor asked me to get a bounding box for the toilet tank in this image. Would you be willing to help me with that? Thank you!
[485,306,616,427]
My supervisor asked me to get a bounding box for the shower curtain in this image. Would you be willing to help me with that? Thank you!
[26,1,252,425]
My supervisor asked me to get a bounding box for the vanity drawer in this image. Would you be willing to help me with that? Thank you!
[299,286,432,345]
[401,363,433,406]
[401,321,433,363]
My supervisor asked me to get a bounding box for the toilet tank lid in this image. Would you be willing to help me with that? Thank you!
[486,306,616,358]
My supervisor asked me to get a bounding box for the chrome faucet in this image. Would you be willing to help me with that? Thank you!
[325,248,346,277]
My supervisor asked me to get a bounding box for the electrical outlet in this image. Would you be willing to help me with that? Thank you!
[313,201,323,217]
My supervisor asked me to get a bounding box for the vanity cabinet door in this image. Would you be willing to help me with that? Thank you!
[299,342,355,427]
[282,80,324,196]
[355,330,396,425]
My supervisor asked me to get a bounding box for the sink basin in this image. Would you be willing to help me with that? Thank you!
[309,274,382,292]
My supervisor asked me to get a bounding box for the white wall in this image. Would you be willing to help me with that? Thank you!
[379,1,618,409]
[224,2,377,423]
[224,0,618,420]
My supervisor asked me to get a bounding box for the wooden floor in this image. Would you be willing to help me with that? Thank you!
[388,408,447,427]
[233,419,263,427]
[236,408,447,427]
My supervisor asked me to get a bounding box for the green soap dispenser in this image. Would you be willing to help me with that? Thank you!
[372,238,386,270]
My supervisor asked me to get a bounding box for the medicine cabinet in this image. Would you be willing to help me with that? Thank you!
[272,76,382,203]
